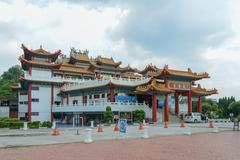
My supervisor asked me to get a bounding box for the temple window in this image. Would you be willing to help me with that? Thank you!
[73,100,78,105]
[32,98,39,102]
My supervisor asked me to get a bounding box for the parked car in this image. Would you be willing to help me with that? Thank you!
[184,112,208,123]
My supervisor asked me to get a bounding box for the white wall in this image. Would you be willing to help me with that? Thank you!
[31,85,51,121]
[32,67,52,78]
[18,92,28,118]
[0,107,9,118]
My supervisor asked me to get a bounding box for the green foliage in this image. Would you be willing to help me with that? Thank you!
[133,109,145,123]
[0,118,23,129]
[228,101,240,118]
[28,121,40,129]
[9,122,23,129]
[1,65,23,82]
[218,96,236,118]
[237,114,240,121]
[104,106,113,124]
[202,97,221,118]
[0,65,23,98]
[0,80,18,98]
[40,121,52,128]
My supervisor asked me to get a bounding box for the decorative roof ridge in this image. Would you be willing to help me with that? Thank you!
[21,44,61,56]
[18,56,62,66]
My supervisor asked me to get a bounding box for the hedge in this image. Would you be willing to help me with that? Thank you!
[28,121,40,129]
[40,121,52,128]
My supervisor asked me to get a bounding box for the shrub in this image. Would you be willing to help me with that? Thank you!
[0,118,23,129]
[0,122,8,128]
[40,121,52,128]
[9,122,23,129]
[104,106,113,124]
[133,109,145,123]
[28,121,40,129]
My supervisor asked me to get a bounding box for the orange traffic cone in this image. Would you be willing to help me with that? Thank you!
[139,122,144,130]
[114,122,119,132]
[208,121,214,128]
[164,121,168,128]
[52,128,60,136]
[97,123,104,132]
[180,120,185,128]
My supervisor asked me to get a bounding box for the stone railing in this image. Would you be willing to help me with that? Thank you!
[53,101,152,118]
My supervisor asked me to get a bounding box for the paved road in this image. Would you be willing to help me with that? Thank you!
[0,131,239,160]
[0,123,234,148]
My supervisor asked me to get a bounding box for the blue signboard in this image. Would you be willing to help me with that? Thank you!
[119,119,127,133]
[115,95,137,103]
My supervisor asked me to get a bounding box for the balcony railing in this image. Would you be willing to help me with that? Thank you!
[24,72,150,87]
[52,101,153,118]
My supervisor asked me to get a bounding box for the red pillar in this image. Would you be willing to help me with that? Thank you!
[51,84,54,121]
[197,96,202,113]
[152,91,157,123]
[29,65,32,75]
[175,93,179,115]
[164,94,169,122]
[28,83,32,122]
[187,90,192,113]
[67,94,69,106]
[109,85,115,102]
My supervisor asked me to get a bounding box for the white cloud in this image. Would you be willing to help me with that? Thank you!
[1,0,240,100]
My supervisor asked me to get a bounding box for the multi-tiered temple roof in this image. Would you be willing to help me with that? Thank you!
[18,44,217,97]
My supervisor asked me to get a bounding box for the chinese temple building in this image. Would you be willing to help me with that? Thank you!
[16,44,217,124]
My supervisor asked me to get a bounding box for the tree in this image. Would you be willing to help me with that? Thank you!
[202,97,222,118]
[218,96,235,118]
[1,65,23,82]
[103,106,114,124]
[0,65,23,98]
[228,101,240,118]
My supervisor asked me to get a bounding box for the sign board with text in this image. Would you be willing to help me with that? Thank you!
[168,80,191,90]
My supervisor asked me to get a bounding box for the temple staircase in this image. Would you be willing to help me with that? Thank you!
[157,108,181,124]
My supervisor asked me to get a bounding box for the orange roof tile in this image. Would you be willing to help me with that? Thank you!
[90,61,123,71]
[95,56,121,66]
[191,84,218,96]
[135,79,174,93]
[21,44,61,57]
[155,65,209,80]
[122,64,140,73]
[70,52,90,63]
[59,66,95,75]
[19,56,62,68]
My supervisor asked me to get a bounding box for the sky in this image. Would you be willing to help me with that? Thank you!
[0,0,240,100]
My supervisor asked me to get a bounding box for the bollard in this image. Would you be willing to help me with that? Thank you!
[184,124,192,135]
[90,121,94,128]
[164,121,168,128]
[142,125,149,139]
[143,119,146,126]
[212,126,219,133]
[84,128,93,144]
[52,121,56,129]
[180,120,185,128]
[114,122,119,132]
[208,120,214,128]
[23,122,28,130]
[97,123,103,132]
[139,122,144,130]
